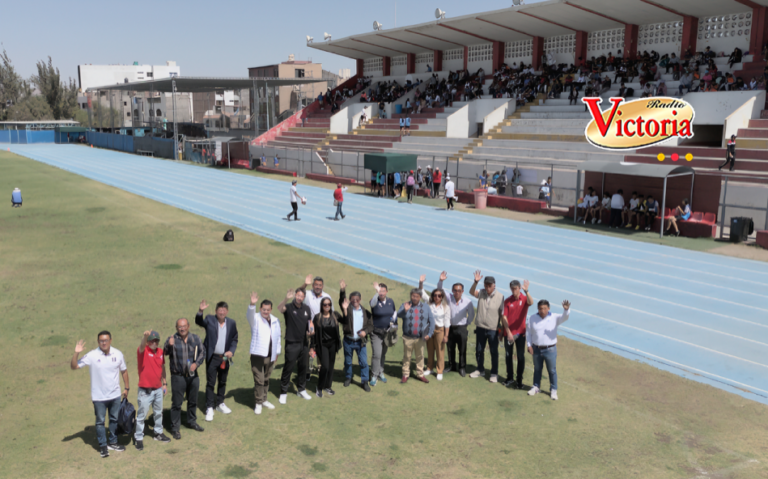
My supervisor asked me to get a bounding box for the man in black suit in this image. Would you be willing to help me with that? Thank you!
[195,300,238,422]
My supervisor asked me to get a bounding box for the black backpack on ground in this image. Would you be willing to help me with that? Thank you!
[116,397,136,436]
[223,229,234,242]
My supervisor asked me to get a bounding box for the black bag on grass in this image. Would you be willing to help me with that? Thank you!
[223,229,234,242]
[116,397,136,436]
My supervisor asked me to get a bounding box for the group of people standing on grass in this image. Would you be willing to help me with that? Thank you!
[71,272,571,458]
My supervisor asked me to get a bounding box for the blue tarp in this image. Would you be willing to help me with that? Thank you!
[85,131,136,154]
[0,130,56,144]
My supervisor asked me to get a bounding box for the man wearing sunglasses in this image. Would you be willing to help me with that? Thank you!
[134,330,170,450]
[436,272,475,377]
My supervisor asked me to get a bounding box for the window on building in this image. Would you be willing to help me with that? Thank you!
[296,69,305,78]
[124,101,127,106]
[127,112,131,117]
[273,67,278,77]
[147,72,154,78]
[134,109,139,117]
[156,109,162,117]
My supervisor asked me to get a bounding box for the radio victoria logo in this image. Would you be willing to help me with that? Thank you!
[582,97,695,150]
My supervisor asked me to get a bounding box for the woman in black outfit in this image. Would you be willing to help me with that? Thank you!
[309,298,342,398]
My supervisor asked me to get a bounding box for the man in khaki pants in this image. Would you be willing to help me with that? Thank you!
[397,285,435,384]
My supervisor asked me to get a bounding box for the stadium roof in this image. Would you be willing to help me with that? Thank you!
[86,76,325,93]
[308,0,766,59]
[578,160,694,178]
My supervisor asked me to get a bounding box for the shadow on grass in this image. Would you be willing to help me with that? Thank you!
[62,425,130,451]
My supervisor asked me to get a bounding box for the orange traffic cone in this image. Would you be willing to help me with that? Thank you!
[90,145,93,148]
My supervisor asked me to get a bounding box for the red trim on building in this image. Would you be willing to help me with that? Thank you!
[624,24,639,59]
[532,37,544,69]
[681,16,698,58]
[492,41,504,71]
[356,59,364,75]
[434,50,443,71]
[574,31,588,65]
[407,53,415,74]
[383,56,391,76]
[463,46,468,70]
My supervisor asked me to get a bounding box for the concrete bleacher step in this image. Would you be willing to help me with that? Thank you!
[519,112,593,120]
[353,128,446,138]
[288,127,328,134]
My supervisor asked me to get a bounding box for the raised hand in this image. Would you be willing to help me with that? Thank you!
[562,300,571,310]
[305,274,313,286]
[342,298,350,310]
[440,271,448,281]
[250,292,259,306]
[404,302,411,311]
[199,300,209,311]
[523,279,530,291]
[168,337,175,346]
[419,274,426,283]
[286,289,295,300]
[373,282,380,293]
[340,279,347,290]
[473,270,483,283]
[143,330,151,339]
[74,339,86,354]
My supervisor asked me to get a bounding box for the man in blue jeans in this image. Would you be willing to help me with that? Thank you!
[526,299,571,401]
[339,282,374,392]
[71,331,130,458]
[134,330,170,450]
[468,271,505,383]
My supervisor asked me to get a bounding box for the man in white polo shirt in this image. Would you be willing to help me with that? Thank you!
[71,331,130,458]
[247,292,282,415]
[526,299,571,401]
[298,274,331,380]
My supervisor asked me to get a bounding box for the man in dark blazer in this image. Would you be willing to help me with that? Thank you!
[338,281,374,392]
[195,300,238,422]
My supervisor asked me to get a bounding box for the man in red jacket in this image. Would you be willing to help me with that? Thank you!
[432,168,442,198]
[334,183,347,221]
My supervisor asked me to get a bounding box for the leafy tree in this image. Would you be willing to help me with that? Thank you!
[5,95,54,121]
[0,48,30,120]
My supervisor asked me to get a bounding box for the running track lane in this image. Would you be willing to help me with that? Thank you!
[9,144,768,404]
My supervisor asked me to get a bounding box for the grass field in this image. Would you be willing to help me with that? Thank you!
[1,150,767,479]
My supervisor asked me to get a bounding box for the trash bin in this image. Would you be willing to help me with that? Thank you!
[395,104,403,114]
[474,189,488,209]
[730,217,754,243]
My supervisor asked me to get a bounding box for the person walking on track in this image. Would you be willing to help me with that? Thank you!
[333,183,347,221]
[287,180,305,221]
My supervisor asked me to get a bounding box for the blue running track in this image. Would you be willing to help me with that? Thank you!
[10,144,768,404]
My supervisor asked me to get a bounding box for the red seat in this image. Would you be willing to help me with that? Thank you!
[703,212,716,224]
[689,212,704,222]
[664,208,673,218]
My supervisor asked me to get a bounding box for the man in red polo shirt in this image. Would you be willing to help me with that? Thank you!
[135,330,170,450]
[501,280,533,389]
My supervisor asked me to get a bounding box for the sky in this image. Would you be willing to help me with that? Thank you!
[1,0,546,87]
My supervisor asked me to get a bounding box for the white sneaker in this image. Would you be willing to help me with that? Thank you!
[597,219,602,224]
[279,394,287,405]
[254,404,262,415]
[551,390,558,401]
[469,370,484,379]
[423,369,431,376]
[490,374,498,383]
[216,403,232,414]
[437,374,443,381]
[298,390,312,400]
[205,407,214,422]
[262,401,275,410]
[528,386,540,396]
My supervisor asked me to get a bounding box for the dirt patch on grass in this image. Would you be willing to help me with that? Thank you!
[709,243,768,262]
[655,432,672,444]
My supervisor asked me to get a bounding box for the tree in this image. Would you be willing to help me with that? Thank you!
[5,95,54,121]
[0,48,29,120]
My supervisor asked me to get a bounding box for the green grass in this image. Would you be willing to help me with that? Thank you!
[1,150,768,479]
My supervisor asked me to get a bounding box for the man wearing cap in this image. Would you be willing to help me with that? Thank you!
[406,170,415,204]
[134,330,170,450]
[444,174,455,210]
[195,300,238,423]
[469,270,504,383]
[287,180,304,221]
[164,318,206,439]
[333,183,347,220]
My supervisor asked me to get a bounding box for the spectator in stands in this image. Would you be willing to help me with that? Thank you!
[260,154,266,167]
[591,191,610,225]
[666,53,680,74]
[416,167,423,189]
[274,155,279,168]
[609,189,625,228]
[719,135,737,171]
[577,187,598,223]
[655,79,667,97]
[405,115,412,137]
[317,92,324,109]
[478,170,488,189]
[405,99,412,115]
[623,191,640,229]
[333,183,347,221]
[568,85,579,105]
[425,167,433,195]
[728,47,743,69]
[679,71,693,95]
[641,82,653,98]
[399,117,405,137]
[703,46,716,61]
[406,170,415,204]
[665,198,691,237]
[644,195,659,231]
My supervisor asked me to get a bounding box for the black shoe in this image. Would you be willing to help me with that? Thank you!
[172,430,181,440]
[516,380,523,389]
[107,443,125,452]
[362,382,371,392]
[286,216,291,221]
[341,215,346,219]
[99,446,109,458]
[295,218,301,221]
[154,433,171,443]
[134,439,144,451]
[344,379,351,387]
[459,369,466,377]
[334,218,339,221]
[306,372,311,381]
[316,388,323,398]
[325,388,335,396]
[444,365,452,373]
[189,423,204,432]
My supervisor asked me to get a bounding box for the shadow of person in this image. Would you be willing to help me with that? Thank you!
[225,388,255,409]
[61,426,103,452]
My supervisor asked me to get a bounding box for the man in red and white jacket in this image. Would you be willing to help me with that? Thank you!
[333,183,347,221]
[501,280,533,389]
